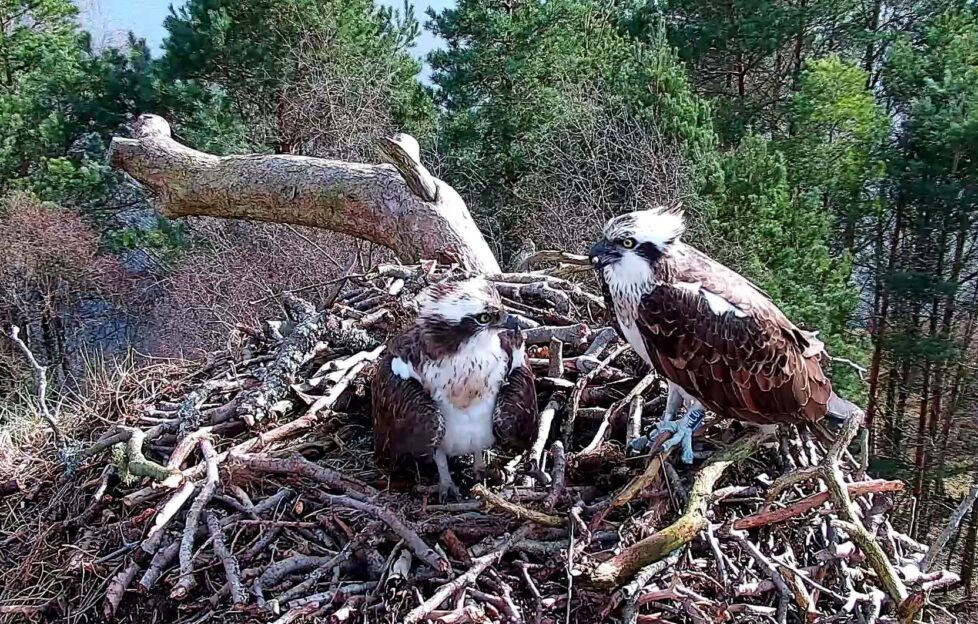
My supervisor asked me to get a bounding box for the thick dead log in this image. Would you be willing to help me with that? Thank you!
[238,294,324,426]
[109,115,500,273]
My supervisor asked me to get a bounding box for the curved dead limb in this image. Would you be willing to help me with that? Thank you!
[109,115,499,273]
[590,431,771,588]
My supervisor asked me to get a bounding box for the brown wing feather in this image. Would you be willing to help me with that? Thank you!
[637,278,831,425]
[493,331,539,452]
[371,342,444,466]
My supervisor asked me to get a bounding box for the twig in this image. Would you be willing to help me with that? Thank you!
[471,484,566,527]
[316,492,449,572]
[527,393,565,473]
[543,441,567,510]
[729,529,792,621]
[579,372,656,456]
[171,438,220,599]
[4,325,66,450]
[548,337,564,378]
[141,480,196,554]
[103,561,141,619]
[232,452,373,496]
[403,526,533,624]
[562,344,629,449]
[139,539,180,592]
[207,512,247,608]
[626,395,645,451]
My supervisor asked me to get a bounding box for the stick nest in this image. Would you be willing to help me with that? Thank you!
[0,262,956,623]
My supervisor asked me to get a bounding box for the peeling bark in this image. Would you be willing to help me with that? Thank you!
[109,115,500,273]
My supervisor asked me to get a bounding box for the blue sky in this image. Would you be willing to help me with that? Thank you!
[76,0,452,67]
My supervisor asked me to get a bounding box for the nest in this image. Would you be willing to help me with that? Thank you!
[0,262,959,624]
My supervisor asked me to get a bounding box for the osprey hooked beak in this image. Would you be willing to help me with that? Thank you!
[589,239,620,268]
[493,311,521,331]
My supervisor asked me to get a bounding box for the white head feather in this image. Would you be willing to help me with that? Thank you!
[417,277,496,323]
[603,206,686,251]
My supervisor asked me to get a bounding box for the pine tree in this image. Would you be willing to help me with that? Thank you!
[429,0,717,255]
[159,0,434,156]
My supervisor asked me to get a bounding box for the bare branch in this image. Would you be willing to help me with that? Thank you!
[109,115,499,273]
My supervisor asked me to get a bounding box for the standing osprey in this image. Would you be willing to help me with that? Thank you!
[589,207,860,461]
[372,277,538,500]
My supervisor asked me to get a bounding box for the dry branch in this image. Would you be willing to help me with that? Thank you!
[591,431,771,587]
[109,115,499,272]
[4,325,66,450]
[403,526,533,624]
[172,438,220,599]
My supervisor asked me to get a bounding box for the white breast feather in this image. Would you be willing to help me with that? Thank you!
[603,254,655,365]
[419,331,510,457]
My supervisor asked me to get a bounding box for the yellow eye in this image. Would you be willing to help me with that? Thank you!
[622,237,637,249]
[476,313,492,324]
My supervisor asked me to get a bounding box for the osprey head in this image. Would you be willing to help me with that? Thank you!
[589,205,686,270]
[416,277,519,345]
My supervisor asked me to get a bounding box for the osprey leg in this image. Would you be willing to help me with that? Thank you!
[627,382,689,454]
[658,401,706,464]
[434,449,461,502]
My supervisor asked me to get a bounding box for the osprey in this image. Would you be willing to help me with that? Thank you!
[372,277,539,500]
[590,207,861,461]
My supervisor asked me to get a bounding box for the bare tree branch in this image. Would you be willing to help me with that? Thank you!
[109,115,500,273]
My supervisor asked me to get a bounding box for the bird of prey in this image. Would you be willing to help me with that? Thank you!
[589,207,862,462]
[372,277,539,500]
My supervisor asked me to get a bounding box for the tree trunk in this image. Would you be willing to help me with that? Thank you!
[963,500,978,597]
[863,0,882,88]
[866,211,903,453]
[109,115,501,274]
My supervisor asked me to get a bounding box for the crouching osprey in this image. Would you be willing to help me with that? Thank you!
[372,277,539,500]
[590,207,862,462]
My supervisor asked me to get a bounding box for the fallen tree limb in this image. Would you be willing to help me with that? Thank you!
[109,115,499,273]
